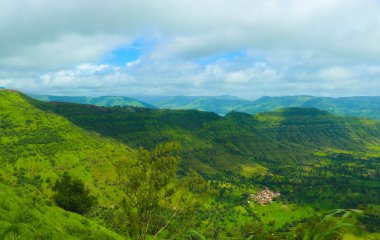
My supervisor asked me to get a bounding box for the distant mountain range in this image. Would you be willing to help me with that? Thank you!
[29,94,380,120]
[30,94,156,109]
[235,95,380,120]
[135,95,251,115]
[137,95,380,120]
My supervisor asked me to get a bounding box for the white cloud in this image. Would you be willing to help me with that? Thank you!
[1,0,380,67]
[0,0,380,97]
[2,56,380,98]
[318,67,352,80]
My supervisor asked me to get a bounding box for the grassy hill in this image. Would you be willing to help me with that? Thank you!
[0,89,133,239]
[0,182,123,240]
[29,94,157,109]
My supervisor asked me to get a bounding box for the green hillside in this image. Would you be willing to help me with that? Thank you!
[0,90,133,239]
[29,94,157,109]
[33,99,380,206]
[33,99,380,169]
[0,182,123,240]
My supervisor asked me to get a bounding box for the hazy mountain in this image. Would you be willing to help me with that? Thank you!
[137,95,380,120]
[29,94,380,120]
[132,95,250,115]
[29,94,157,109]
[237,95,380,120]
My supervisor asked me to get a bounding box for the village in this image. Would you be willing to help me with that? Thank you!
[248,188,281,206]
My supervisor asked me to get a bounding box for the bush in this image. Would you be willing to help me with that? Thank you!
[53,172,96,214]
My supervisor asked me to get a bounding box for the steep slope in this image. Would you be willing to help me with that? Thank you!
[237,95,380,120]
[0,182,122,240]
[0,90,132,202]
[0,90,137,238]
[29,94,157,109]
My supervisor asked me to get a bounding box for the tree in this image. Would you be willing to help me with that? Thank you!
[115,142,210,240]
[53,172,96,214]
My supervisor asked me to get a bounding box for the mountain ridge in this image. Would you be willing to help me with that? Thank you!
[29,94,157,109]
[29,93,380,120]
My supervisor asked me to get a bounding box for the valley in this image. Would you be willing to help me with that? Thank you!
[1,89,378,239]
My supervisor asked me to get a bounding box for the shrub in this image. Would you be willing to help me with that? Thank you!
[53,172,96,214]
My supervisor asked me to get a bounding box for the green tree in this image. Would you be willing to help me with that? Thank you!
[53,172,96,214]
[115,142,210,240]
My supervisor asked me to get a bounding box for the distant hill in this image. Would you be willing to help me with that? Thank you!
[236,96,380,120]
[29,94,157,109]
[135,95,251,115]
[137,95,380,120]
[30,94,380,120]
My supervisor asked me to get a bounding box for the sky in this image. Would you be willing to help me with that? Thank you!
[1,0,380,99]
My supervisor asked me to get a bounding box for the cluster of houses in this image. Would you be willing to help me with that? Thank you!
[248,188,280,205]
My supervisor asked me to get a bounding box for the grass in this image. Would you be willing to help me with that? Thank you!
[249,202,314,229]
[0,183,123,240]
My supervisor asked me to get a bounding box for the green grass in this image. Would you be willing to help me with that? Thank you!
[249,202,314,229]
[0,90,134,238]
[0,183,123,240]
[0,90,133,205]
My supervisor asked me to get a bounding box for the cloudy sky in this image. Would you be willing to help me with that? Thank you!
[1,0,380,99]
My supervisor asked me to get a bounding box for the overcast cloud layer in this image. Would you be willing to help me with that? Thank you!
[1,0,380,98]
